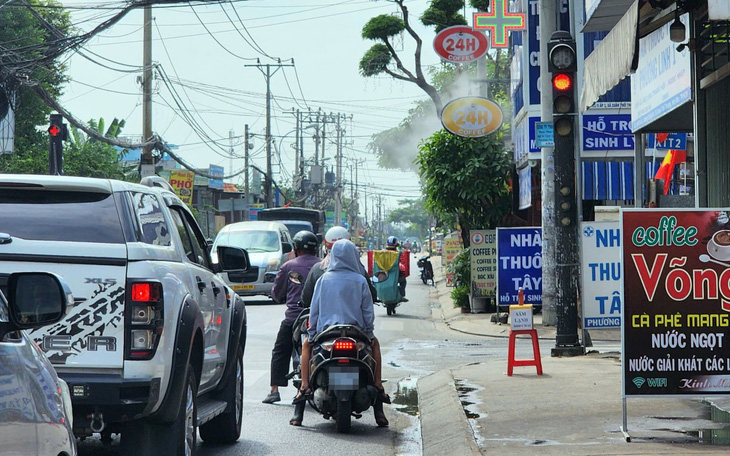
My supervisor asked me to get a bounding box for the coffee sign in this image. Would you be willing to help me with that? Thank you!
[623,209,730,397]
[433,25,489,63]
[441,97,503,138]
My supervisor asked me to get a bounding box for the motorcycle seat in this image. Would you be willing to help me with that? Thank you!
[312,324,372,344]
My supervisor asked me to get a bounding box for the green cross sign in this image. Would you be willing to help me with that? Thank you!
[472,0,526,48]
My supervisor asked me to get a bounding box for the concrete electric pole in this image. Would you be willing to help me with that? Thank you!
[140,5,154,177]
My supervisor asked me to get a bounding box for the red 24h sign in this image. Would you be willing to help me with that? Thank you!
[433,25,489,63]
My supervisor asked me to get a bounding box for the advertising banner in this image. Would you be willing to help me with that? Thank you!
[470,230,497,298]
[168,170,195,207]
[580,221,622,328]
[208,164,223,189]
[497,227,542,308]
[444,234,463,285]
[518,166,531,210]
[249,203,265,220]
[631,14,691,131]
[623,209,730,396]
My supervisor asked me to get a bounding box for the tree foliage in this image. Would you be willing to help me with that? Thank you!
[0,1,71,168]
[421,0,466,32]
[387,198,429,238]
[415,130,512,245]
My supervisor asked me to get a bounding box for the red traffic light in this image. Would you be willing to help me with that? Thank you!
[552,73,572,91]
[48,125,61,137]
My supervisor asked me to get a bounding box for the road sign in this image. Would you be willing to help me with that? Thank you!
[433,25,489,63]
[472,0,526,48]
[440,97,503,138]
[535,122,555,147]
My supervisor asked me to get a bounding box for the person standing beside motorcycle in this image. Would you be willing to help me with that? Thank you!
[293,239,389,428]
[262,231,321,405]
[385,236,409,302]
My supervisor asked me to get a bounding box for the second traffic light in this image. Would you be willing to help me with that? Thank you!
[48,113,68,176]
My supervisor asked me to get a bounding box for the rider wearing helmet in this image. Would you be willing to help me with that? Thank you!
[384,236,409,301]
[262,230,321,405]
[292,229,389,427]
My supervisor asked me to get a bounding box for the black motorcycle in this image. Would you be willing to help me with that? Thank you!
[417,255,434,285]
[306,324,381,433]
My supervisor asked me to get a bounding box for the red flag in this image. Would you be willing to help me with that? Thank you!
[654,149,687,195]
[655,133,670,144]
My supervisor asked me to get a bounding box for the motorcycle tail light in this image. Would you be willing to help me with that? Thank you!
[332,338,358,358]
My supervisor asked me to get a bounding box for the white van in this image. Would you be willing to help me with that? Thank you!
[212,221,295,297]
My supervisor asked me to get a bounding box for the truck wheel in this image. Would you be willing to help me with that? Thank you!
[199,346,244,443]
[120,365,198,456]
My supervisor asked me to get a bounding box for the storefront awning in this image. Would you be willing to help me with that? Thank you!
[583,0,636,33]
[582,161,634,201]
[581,0,640,113]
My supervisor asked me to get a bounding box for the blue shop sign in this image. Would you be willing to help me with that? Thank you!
[646,133,687,150]
[583,114,635,151]
[497,227,542,309]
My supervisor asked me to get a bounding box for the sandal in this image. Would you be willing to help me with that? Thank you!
[373,398,389,427]
[289,400,305,426]
[292,386,312,405]
[376,386,391,404]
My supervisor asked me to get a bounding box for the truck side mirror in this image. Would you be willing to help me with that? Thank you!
[217,246,250,271]
[0,272,71,339]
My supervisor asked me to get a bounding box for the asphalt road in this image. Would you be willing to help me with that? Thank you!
[77,255,509,455]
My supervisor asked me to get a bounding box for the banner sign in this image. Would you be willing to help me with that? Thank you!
[631,14,691,131]
[168,170,195,207]
[623,209,730,396]
[470,230,497,298]
[444,234,463,284]
[535,122,554,148]
[519,166,531,210]
[580,221,622,328]
[646,133,688,151]
[583,114,635,151]
[497,227,542,308]
[249,203,265,220]
[208,164,223,189]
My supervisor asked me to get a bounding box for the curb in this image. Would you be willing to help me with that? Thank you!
[417,370,481,456]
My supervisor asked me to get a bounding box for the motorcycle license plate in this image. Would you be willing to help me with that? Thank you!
[329,367,359,391]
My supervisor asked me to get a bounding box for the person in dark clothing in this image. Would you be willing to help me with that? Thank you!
[262,231,321,404]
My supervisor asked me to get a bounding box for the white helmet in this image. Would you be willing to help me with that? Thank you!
[325,226,350,248]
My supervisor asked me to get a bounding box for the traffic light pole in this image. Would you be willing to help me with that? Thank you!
[548,31,584,357]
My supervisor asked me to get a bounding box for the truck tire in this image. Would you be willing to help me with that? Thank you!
[199,346,244,443]
[120,365,198,456]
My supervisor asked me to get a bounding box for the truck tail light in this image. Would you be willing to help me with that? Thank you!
[126,281,164,360]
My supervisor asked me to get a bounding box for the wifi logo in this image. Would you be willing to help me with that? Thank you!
[632,377,646,389]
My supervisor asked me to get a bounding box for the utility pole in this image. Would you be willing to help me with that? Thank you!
[140,5,154,177]
[244,124,250,221]
[245,60,293,208]
[334,114,343,227]
[539,0,558,326]
[229,129,234,181]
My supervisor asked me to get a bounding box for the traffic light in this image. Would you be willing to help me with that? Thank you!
[48,113,68,175]
[548,31,577,227]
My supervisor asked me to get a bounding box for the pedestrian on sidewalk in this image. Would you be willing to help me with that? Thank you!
[262,231,321,404]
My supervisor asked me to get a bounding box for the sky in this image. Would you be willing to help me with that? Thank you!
[56,0,455,214]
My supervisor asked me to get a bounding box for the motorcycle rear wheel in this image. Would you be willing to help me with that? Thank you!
[336,399,352,433]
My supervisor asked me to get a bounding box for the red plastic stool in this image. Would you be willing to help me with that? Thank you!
[507,329,543,376]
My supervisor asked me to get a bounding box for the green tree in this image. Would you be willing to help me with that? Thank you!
[0,1,71,172]
[63,117,135,180]
[387,198,429,239]
[415,130,512,245]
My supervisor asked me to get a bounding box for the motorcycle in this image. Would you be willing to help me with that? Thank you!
[417,255,434,286]
[286,272,309,390]
[307,324,381,433]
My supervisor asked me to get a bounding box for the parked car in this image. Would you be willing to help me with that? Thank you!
[212,220,295,297]
[0,271,77,456]
[0,174,251,456]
